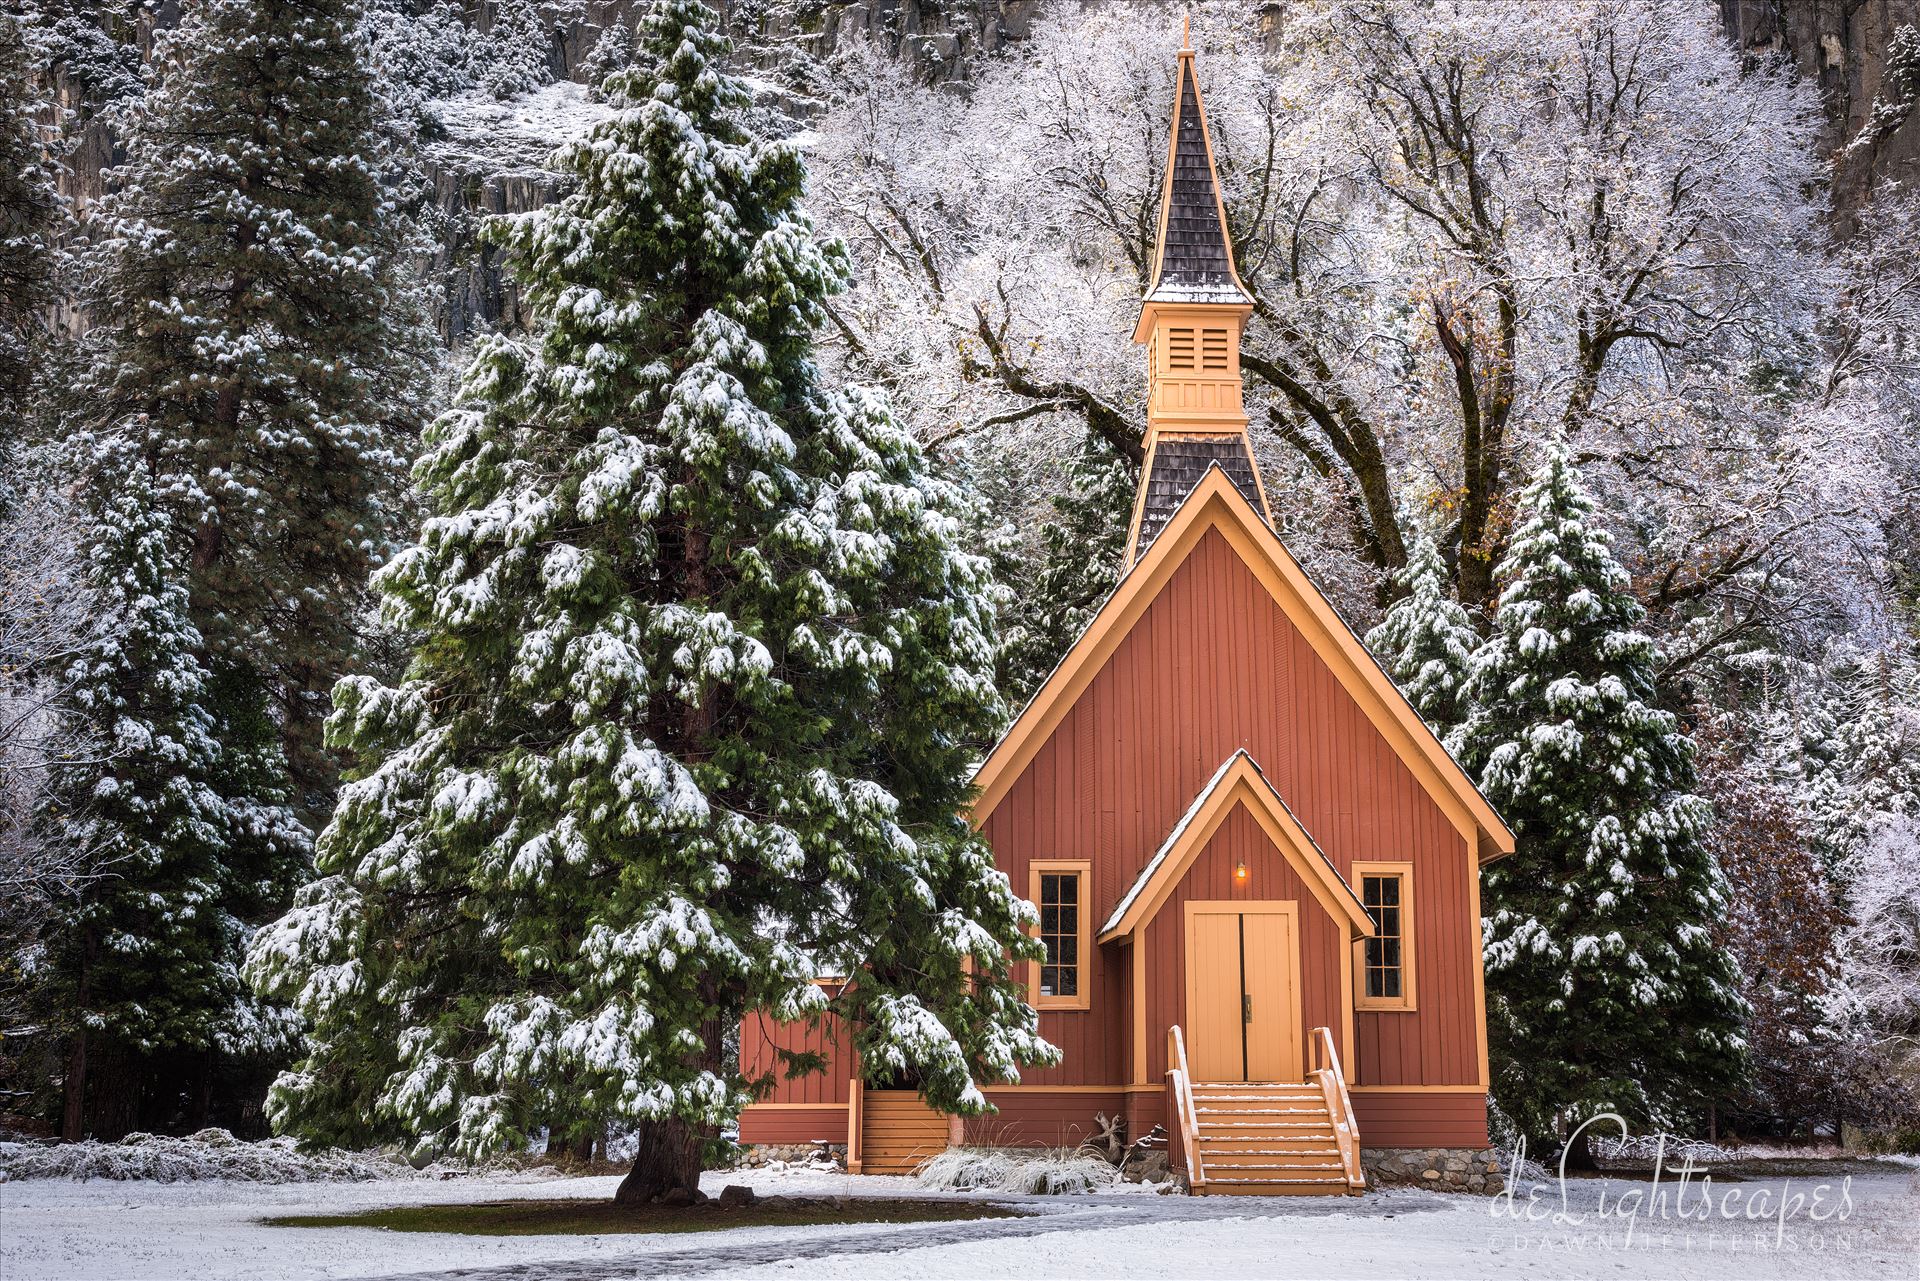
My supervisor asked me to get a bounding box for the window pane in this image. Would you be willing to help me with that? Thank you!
[1360,872,1409,1003]
[1035,871,1082,1002]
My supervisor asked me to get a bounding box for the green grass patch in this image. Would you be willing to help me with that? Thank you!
[265,1195,1020,1237]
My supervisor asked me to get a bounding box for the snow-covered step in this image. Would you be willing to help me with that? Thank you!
[1206,1161,1347,1174]
[1198,1176,1350,1196]
[1184,1075,1357,1196]
[1205,1152,1343,1169]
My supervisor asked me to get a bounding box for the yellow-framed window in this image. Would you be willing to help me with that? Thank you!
[1353,860,1417,1012]
[1029,859,1092,1011]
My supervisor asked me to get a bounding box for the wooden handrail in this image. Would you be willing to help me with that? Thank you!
[846,1077,864,1175]
[1166,1024,1204,1191]
[1310,1025,1364,1190]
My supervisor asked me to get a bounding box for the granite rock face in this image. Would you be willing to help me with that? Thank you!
[1718,0,1920,223]
[36,1,1043,346]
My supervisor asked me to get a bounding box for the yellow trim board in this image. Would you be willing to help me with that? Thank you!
[1130,935,1148,1086]
[1468,840,1493,1090]
[970,467,1514,862]
[1347,1085,1487,1094]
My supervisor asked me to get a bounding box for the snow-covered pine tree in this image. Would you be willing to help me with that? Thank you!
[0,9,65,498]
[578,16,633,103]
[480,0,557,98]
[1799,651,1920,876]
[45,439,305,1139]
[360,0,479,132]
[997,435,1132,706]
[248,0,1055,1204]
[1450,444,1746,1155]
[71,0,430,809]
[1363,530,1479,738]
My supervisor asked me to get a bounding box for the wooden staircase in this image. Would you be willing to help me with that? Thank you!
[1167,1025,1365,1196]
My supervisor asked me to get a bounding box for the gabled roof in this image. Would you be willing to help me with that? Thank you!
[1142,39,1249,307]
[1099,750,1374,943]
[972,466,1516,863]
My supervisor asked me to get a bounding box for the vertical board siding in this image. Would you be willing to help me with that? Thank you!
[738,1006,851,1106]
[983,528,1481,1092]
[966,1092,1129,1149]
[1352,1092,1491,1148]
[738,1107,847,1144]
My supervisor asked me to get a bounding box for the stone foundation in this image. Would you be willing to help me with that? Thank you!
[734,1141,846,1170]
[1361,1146,1503,1193]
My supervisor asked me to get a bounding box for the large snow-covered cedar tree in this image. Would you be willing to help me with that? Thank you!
[998,433,1132,705]
[248,0,1056,1204]
[0,9,64,494]
[1450,443,1746,1157]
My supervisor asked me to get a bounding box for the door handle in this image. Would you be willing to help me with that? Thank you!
[1243,994,1252,1023]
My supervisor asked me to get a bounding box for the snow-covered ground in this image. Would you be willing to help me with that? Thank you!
[427,81,615,175]
[4,1161,1916,1280]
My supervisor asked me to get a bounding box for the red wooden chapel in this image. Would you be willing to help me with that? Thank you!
[739,32,1515,1196]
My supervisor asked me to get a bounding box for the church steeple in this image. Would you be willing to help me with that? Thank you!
[1124,27,1269,570]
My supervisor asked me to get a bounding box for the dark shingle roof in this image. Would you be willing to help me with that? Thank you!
[1147,69,1245,304]
[1133,441,1264,560]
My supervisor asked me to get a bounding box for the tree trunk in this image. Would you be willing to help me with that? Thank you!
[189,1049,214,1131]
[61,1027,87,1142]
[613,1118,705,1204]
[1558,1130,1598,1171]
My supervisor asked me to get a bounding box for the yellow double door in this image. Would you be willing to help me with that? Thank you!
[1185,902,1303,1083]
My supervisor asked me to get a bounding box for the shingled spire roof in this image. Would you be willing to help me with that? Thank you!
[1124,30,1266,570]
[1144,33,1249,306]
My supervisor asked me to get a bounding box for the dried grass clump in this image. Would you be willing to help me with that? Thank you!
[914,1146,1122,1196]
